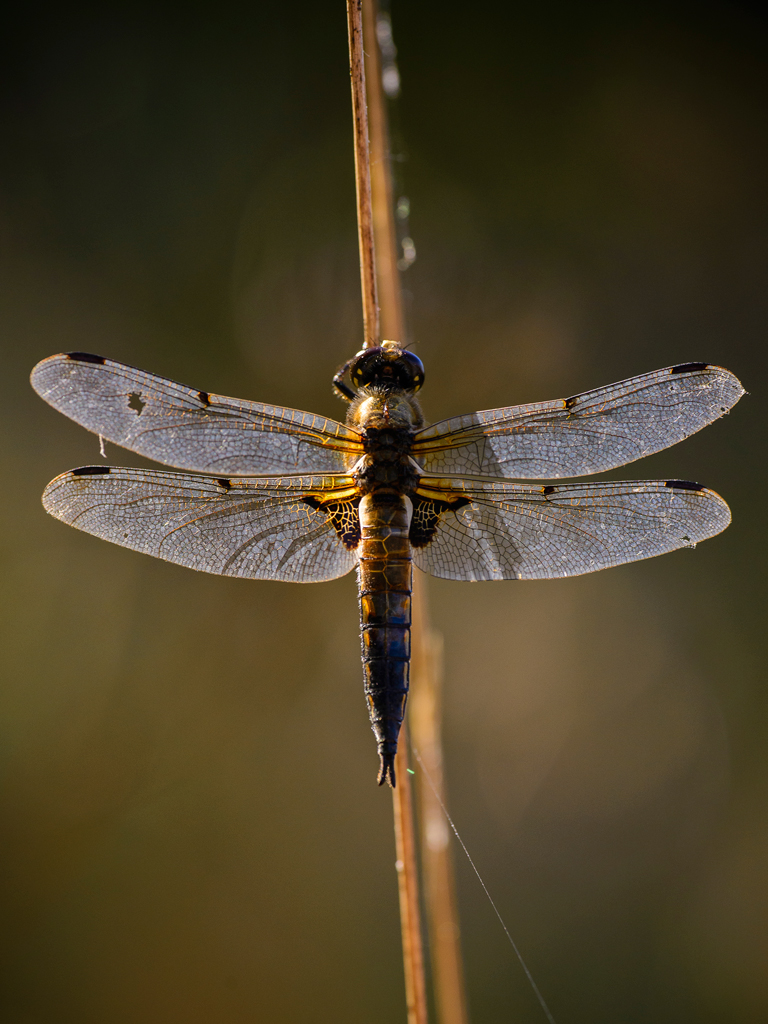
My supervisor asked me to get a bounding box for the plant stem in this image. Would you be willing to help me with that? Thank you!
[409,599,470,1024]
[360,4,470,1023]
[360,0,403,341]
[346,0,380,350]
[391,720,429,1024]
[348,3,428,1021]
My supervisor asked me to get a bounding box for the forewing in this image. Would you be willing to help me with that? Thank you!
[412,477,731,581]
[42,467,359,582]
[413,364,744,478]
[31,353,361,475]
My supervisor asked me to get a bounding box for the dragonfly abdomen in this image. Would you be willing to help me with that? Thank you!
[357,491,412,787]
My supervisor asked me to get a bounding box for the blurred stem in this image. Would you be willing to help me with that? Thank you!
[361,3,469,1023]
[346,0,379,349]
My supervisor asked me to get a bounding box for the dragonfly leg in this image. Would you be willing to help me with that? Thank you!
[333,358,356,400]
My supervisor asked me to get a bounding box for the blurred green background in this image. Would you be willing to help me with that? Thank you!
[1,2,766,1021]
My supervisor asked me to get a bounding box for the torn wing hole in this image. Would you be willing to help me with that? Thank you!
[128,392,146,415]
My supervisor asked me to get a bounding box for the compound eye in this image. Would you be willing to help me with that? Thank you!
[401,351,425,391]
[349,348,382,388]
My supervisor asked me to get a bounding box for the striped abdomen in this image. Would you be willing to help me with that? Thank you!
[357,491,412,787]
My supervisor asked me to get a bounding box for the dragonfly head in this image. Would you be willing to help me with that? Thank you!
[349,341,424,393]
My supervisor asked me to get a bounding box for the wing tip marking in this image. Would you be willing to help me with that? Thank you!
[71,466,112,476]
[197,390,210,406]
[671,362,709,373]
[665,479,704,491]
[65,352,107,365]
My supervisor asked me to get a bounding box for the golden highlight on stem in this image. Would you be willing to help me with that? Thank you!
[346,0,380,349]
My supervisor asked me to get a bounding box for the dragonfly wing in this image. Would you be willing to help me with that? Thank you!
[31,353,361,475]
[42,467,359,583]
[413,364,744,478]
[411,477,731,581]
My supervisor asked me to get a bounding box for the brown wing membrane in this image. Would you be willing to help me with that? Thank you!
[303,495,362,550]
[42,467,359,582]
[413,364,744,479]
[31,353,363,475]
[411,476,731,581]
[410,495,470,548]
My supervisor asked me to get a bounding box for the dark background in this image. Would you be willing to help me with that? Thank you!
[1,2,766,1021]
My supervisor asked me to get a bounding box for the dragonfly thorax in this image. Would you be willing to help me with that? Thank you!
[353,451,420,494]
[348,386,424,433]
[348,386,422,495]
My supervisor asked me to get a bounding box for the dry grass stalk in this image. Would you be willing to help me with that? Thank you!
[346,0,379,349]
[360,3,468,1022]
[347,3,428,1021]
[391,719,429,1024]
[360,0,403,340]
[409,595,469,1024]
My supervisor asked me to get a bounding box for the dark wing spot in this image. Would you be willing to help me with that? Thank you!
[665,479,704,491]
[197,390,210,406]
[564,395,578,409]
[66,352,106,364]
[671,362,708,373]
[302,495,361,550]
[542,485,556,495]
[127,392,146,414]
[72,466,111,476]
[217,478,232,491]
[410,496,470,548]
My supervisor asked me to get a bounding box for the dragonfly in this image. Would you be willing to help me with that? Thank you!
[31,344,744,785]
